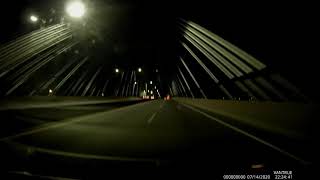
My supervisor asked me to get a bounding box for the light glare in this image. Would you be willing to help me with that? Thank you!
[66,1,85,18]
[30,15,38,22]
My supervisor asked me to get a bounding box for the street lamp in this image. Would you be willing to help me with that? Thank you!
[134,81,137,85]
[138,68,142,72]
[115,68,119,73]
[48,89,53,96]
[66,1,85,18]
[30,15,38,22]
[150,81,152,85]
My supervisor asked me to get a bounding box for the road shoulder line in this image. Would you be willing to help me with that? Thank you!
[178,102,310,165]
[0,100,155,142]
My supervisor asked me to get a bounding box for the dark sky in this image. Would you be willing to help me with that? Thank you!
[0,0,318,98]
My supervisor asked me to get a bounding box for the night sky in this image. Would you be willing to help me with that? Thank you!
[0,0,318,99]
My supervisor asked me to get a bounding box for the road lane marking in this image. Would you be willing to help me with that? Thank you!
[147,101,165,125]
[147,113,157,124]
[0,100,157,141]
[179,102,311,165]
[159,102,164,109]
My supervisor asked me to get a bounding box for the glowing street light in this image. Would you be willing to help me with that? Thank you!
[134,81,137,85]
[30,15,38,22]
[66,1,85,18]
[138,68,142,72]
[115,68,119,73]
[150,81,152,85]
[48,89,53,96]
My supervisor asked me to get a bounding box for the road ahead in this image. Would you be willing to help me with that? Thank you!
[0,98,313,178]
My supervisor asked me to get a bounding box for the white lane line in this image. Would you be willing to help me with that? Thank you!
[159,102,164,109]
[147,113,157,124]
[0,100,156,142]
[147,101,165,125]
[179,102,311,165]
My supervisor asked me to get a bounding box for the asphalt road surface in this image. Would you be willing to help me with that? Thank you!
[0,99,312,179]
